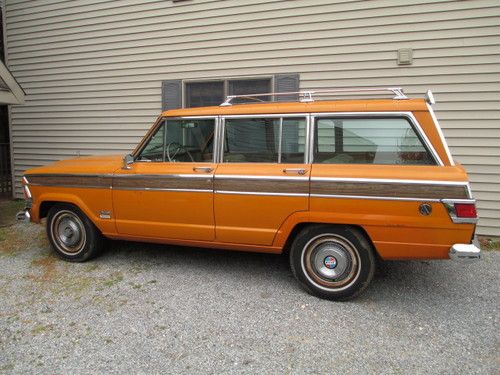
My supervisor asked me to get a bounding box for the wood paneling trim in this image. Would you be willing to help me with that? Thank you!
[310,181,469,200]
[215,178,309,194]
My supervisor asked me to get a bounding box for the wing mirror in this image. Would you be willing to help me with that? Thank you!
[122,153,134,170]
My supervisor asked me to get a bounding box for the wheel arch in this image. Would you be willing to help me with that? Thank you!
[276,216,379,258]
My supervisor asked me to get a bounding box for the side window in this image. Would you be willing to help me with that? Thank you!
[137,122,165,162]
[313,117,436,165]
[138,119,215,162]
[223,117,305,163]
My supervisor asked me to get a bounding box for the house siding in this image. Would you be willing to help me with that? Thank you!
[4,0,500,235]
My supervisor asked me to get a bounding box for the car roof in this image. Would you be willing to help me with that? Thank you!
[162,98,428,117]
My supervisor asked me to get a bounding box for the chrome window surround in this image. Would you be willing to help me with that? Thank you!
[133,116,219,164]
[219,114,310,164]
[426,103,455,166]
[441,199,478,224]
[308,112,444,166]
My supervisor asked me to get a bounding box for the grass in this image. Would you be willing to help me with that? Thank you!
[0,199,26,227]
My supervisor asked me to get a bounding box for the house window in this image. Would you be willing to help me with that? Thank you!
[162,74,299,110]
[185,78,271,108]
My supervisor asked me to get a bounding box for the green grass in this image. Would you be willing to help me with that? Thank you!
[0,199,26,227]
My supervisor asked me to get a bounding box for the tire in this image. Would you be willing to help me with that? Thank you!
[290,225,375,301]
[46,203,104,262]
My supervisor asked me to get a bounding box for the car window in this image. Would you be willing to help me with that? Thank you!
[313,117,436,165]
[223,117,305,163]
[137,119,215,162]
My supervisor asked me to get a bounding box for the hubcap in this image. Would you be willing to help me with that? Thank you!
[50,210,86,255]
[301,234,361,291]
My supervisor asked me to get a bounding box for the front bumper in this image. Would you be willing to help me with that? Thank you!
[16,209,31,224]
[449,239,481,261]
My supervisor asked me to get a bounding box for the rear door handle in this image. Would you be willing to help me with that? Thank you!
[283,168,307,175]
[193,166,214,173]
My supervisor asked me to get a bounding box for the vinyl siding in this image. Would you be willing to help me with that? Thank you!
[4,0,500,235]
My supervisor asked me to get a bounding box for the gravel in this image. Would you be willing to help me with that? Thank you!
[0,223,498,374]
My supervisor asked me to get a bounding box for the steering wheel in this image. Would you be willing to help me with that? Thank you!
[166,142,194,162]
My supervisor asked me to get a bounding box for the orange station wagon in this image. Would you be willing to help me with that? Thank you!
[18,87,481,300]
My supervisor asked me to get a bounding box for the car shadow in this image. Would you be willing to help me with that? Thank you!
[98,239,475,304]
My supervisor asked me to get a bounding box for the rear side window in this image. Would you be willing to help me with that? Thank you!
[313,117,436,165]
[223,117,306,163]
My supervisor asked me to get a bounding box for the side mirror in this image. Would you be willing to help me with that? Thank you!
[122,154,134,170]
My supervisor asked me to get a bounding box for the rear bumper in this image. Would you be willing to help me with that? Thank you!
[449,238,481,261]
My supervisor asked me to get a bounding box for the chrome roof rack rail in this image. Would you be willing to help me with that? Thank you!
[220,87,408,106]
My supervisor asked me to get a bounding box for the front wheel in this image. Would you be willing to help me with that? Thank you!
[46,204,104,262]
[290,225,375,301]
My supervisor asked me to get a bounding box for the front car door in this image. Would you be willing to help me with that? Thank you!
[113,116,217,241]
[214,115,310,246]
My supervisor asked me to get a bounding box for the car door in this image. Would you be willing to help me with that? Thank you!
[214,115,310,246]
[113,117,217,241]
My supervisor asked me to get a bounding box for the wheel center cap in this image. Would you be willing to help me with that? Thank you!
[64,227,73,237]
[324,255,337,269]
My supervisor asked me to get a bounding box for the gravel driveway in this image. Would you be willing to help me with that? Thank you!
[0,222,498,374]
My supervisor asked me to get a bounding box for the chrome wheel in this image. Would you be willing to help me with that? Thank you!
[50,210,86,255]
[301,234,361,292]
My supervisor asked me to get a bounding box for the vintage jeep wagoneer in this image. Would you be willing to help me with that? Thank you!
[18,87,480,300]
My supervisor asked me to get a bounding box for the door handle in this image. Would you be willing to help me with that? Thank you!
[283,168,307,175]
[193,166,214,173]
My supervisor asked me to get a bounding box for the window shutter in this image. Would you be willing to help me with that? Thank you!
[162,80,182,110]
[274,74,300,102]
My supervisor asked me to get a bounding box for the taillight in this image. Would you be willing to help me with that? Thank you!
[442,199,478,224]
[454,203,477,218]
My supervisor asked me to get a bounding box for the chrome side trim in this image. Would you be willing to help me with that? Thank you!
[113,173,212,180]
[113,187,212,193]
[215,190,308,197]
[427,103,454,166]
[441,199,479,224]
[310,111,444,166]
[215,174,309,181]
[311,176,468,186]
[311,194,441,202]
[27,183,111,189]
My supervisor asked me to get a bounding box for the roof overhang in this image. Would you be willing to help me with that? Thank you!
[0,61,25,105]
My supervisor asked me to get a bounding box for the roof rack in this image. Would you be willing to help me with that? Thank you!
[220,87,408,106]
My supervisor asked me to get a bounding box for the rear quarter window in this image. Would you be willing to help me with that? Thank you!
[313,117,436,165]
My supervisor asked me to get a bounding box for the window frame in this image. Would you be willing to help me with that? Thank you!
[133,116,219,163]
[309,112,443,166]
[219,114,310,164]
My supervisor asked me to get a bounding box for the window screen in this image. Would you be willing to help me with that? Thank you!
[313,117,435,165]
[185,82,224,108]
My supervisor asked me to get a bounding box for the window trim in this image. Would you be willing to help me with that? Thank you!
[309,112,443,166]
[133,116,219,163]
[219,114,310,164]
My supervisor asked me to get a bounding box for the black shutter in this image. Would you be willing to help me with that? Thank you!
[274,74,300,102]
[161,80,182,110]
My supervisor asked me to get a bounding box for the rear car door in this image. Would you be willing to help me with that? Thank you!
[214,115,310,245]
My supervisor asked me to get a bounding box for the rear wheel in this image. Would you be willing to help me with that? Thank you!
[290,225,375,301]
[46,204,103,262]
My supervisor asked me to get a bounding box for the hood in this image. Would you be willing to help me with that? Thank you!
[24,154,124,176]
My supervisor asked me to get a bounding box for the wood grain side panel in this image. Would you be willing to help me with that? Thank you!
[113,175,212,190]
[311,181,468,199]
[27,174,112,188]
[215,178,309,194]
